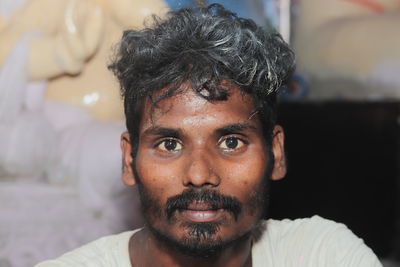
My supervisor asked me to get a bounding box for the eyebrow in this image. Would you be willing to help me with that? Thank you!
[216,122,258,136]
[142,122,257,138]
[142,126,181,138]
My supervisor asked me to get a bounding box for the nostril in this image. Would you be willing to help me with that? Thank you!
[183,156,220,187]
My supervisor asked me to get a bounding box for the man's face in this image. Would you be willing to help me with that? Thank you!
[121,86,286,257]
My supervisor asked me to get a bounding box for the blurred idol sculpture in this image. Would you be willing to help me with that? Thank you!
[294,0,400,99]
[0,0,167,190]
[0,0,166,265]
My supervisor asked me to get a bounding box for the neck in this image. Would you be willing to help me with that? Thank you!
[129,227,253,267]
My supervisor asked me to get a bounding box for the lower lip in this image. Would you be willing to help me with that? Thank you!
[179,209,225,222]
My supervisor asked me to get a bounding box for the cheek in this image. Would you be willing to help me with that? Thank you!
[136,152,184,198]
[218,150,267,189]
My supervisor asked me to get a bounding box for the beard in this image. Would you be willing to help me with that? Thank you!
[132,154,273,258]
[139,187,250,258]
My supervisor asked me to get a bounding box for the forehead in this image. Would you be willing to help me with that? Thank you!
[139,87,259,133]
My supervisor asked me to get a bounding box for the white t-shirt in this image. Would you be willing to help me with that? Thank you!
[35,216,382,267]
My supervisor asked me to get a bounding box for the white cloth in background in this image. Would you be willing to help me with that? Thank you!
[0,0,26,17]
[35,216,382,267]
[0,31,28,122]
[0,30,143,267]
[0,31,56,179]
[0,181,143,267]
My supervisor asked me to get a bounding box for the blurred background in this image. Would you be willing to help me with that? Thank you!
[0,0,399,266]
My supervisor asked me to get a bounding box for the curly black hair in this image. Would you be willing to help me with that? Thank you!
[109,3,295,153]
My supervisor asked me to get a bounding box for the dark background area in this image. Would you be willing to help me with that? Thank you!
[269,101,399,258]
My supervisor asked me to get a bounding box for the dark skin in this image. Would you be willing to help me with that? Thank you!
[128,227,252,267]
[121,86,286,267]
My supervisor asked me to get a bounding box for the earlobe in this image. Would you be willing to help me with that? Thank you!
[121,132,137,186]
[271,125,287,181]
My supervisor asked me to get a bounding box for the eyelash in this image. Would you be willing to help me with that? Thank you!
[153,135,248,153]
[154,138,183,152]
[218,135,248,150]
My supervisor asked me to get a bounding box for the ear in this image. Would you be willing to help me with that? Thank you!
[121,132,137,186]
[271,125,287,181]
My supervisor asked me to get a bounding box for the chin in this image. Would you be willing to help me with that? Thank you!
[148,220,253,258]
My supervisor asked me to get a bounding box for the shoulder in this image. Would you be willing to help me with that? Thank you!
[34,230,138,267]
[263,215,350,240]
[252,216,382,267]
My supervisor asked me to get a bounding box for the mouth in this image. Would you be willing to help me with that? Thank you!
[178,202,226,223]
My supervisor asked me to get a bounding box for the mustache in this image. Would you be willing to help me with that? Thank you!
[166,189,242,220]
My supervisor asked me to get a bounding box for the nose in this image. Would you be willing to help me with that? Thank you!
[183,148,220,188]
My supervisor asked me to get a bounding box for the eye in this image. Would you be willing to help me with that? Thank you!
[218,136,245,150]
[156,138,183,152]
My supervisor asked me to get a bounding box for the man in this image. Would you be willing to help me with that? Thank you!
[36,4,381,267]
